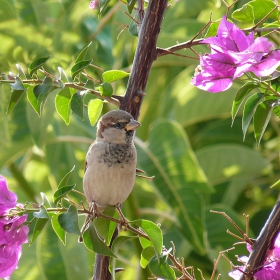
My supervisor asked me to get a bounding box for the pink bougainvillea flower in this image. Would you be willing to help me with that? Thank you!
[229,232,280,279]
[89,0,98,10]
[191,16,280,93]
[0,176,29,279]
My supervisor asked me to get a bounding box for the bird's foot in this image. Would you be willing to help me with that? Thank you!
[116,203,129,231]
[78,201,99,242]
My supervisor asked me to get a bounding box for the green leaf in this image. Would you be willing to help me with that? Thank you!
[58,165,75,189]
[75,42,92,63]
[131,219,162,260]
[51,214,66,245]
[83,224,116,257]
[30,218,49,245]
[28,56,51,76]
[93,206,117,245]
[109,236,134,279]
[205,20,220,37]
[249,0,278,22]
[99,82,113,97]
[58,205,80,235]
[31,76,54,116]
[129,20,138,37]
[148,254,176,280]
[232,4,254,23]
[139,236,152,249]
[6,77,26,114]
[99,0,111,13]
[71,91,85,120]
[127,0,137,13]
[53,184,76,205]
[242,92,263,139]
[102,70,130,83]
[71,59,93,80]
[140,247,155,268]
[55,88,72,125]
[231,82,259,124]
[253,101,273,145]
[33,205,49,219]
[58,67,69,83]
[271,74,280,92]
[87,99,103,126]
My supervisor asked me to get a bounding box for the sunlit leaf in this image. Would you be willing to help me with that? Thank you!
[83,224,116,257]
[253,101,273,145]
[232,4,254,23]
[102,70,130,83]
[87,99,103,126]
[28,56,51,76]
[127,0,137,13]
[6,77,26,114]
[58,205,80,235]
[242,92,263,139]
[140,246,155,268]
[53,184,76,205]
[71,59,93,80]
[16,64,26,79]
[99,82,113,97]
[99,0,111,13]
[131,219,162,260]
[51,214,66,245]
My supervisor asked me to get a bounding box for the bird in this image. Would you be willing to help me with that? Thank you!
[80,110,140,240]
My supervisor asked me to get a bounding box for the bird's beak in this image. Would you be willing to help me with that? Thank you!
[125,119,141,131]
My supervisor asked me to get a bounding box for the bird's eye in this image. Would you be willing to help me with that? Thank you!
[114,122,121,129]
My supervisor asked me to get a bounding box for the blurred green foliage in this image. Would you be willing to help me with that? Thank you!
[0,0,279,279]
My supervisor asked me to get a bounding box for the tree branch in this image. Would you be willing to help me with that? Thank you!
[240,199,280,280]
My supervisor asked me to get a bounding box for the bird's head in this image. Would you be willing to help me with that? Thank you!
[96,110,141,144]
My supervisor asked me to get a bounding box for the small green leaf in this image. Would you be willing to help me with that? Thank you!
[83,224,116,257]
[128,20,138,37]
[33,205,49,219]
[249,0,278,22]
[141,247,155,268]
[102,70,130,83]
[28,56,51,76]
[53,184,76,205]
[232,4,254,23]
[71,59,93,80]
[58,205,80,235]
[55,88,72,125]
[149,254,176,280]
[99,83,113,97]
[6,77,26,114]
[139,237,152,249]
[271,74,280,92]
[127,0,137,13]
[87,99,103,126]
[51,214,66,245]
[58,165,75,189]
[232,82,259,123]
[253,101,273,145]
[131,219,163,260]
[40,192,51,207]
[71,91,85,120]
[30,218,49,245]
[27,85,40,115]
[205,20,220,37]
[75,42,92,63]
[242,92,263,139]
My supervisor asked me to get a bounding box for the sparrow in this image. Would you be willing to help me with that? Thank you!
[83,110,140,215]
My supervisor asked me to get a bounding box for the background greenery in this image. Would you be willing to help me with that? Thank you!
[0,0,279,279]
